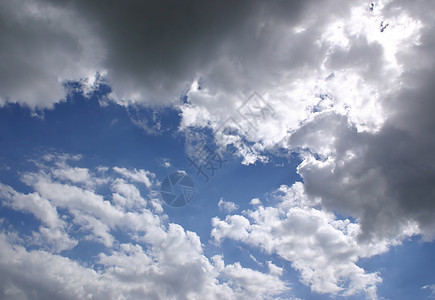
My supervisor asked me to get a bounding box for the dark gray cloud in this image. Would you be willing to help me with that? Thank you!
[296,70,435,242]
[1,0,353,107]
[60,0,333,104]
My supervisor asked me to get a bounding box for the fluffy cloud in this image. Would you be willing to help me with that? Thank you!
[0,154,290,299]
[218,198,239,213]
[0,233,107,300]
[0,183,78,252]
[212,182,394,298]
[194,0,435,259]
[0,0,104,108]
[212,255,289,299]
[0,231,290,300]
[294,111,434,242]
[286,0,435,244]
[113,166,155,188]
[1,0,356,109]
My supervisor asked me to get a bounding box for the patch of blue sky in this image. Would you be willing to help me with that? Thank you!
[358,235,435,300]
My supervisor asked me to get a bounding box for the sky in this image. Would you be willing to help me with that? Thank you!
[0,0,434,299]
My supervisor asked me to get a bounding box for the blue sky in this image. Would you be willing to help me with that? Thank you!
[1,0,435,299]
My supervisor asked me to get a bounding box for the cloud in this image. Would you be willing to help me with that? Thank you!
[211,182,397,298]
[0,0,355,109]
[0,233,107,300]
[0,231,290,300]
[0,0,104,108]
[294,111,433,242]
[177,0,427,172]
[423,284,435,299]
[212,255,290,299]
[113,166,155,188]
[218,198,239,213]
[267,261,284,277]
[0,183,77,252]
[0,154,291,299]
[111,179,147,211]
[250,198,262,206]
[186,0,435,246]
[285,0,435,243]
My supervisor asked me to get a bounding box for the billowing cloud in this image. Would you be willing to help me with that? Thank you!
[113,166,155,188]
[0,183,77,252]
[184,0,435,245]
[218,198,239,213]
[0,154,290,299]
[0,0,104,108]
[1,0,354,108]
[212,182,398,298]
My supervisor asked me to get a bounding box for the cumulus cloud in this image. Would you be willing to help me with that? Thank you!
[212,255,289,299]
[218,198,239,213]
[185,0,435,250]
[111,179,147,211]
[113,166,155,188]
[212,183,390,298]
[0,154,290,299]
[0,0,104,108]
[280,0,435,244]
[0,0,356,109]
[0,183,77,252]
[0,231,290,300]
[250,198,262,206]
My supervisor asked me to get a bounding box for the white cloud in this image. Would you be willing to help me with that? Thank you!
[211,182,400,298]
[111,179,147,211]
[250,198,261,206]
[0,184,61,229]
[0,154,292,299]
[113,167,155,188]
[249,254,263,266]
[218,198,239,213]
[51,166,91,184]
[212,255,290,299]
[0,230,291,300]
[423,284,435,299]
[0,183,77,252]
[267,261,284,277]
[33,226,78,253]
[0,233,107,300]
